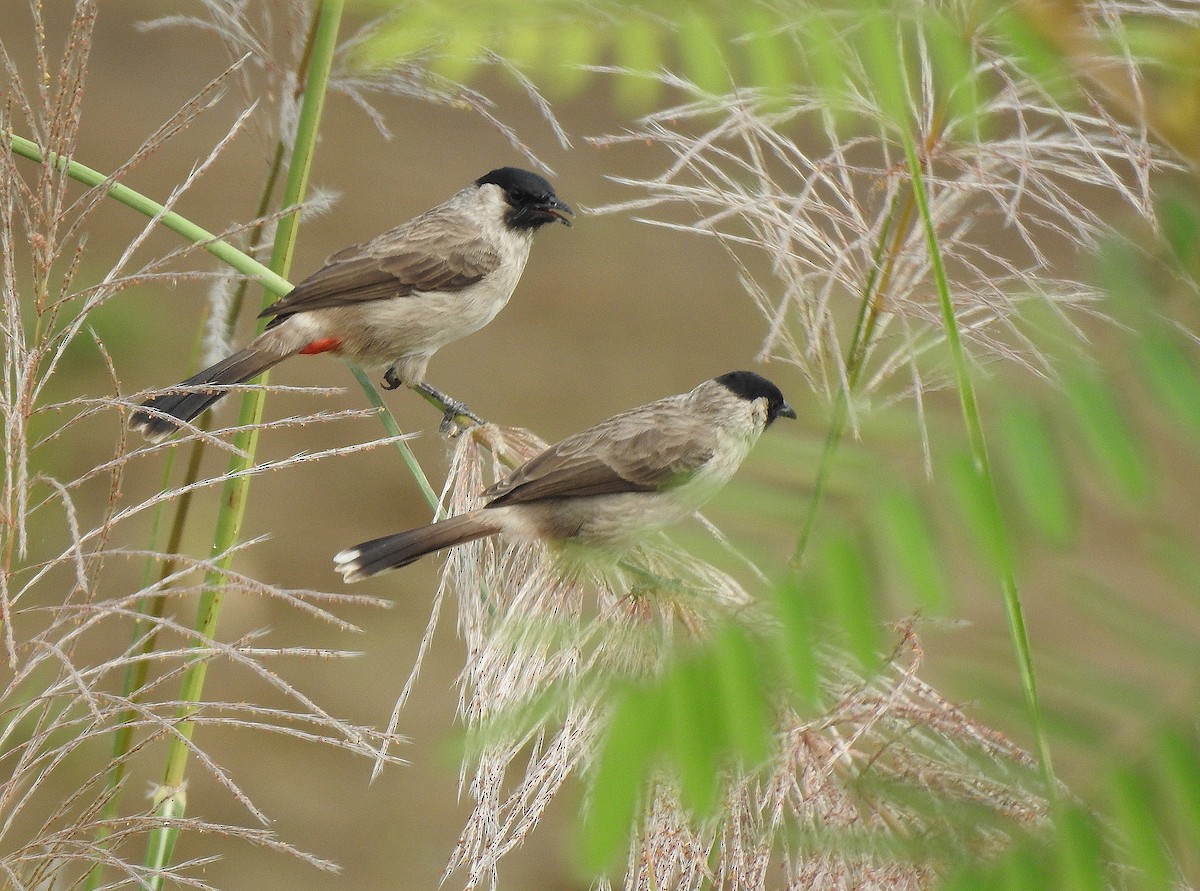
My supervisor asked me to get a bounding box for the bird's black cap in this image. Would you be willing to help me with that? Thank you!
[477,167,555,195]
[477,167,573,229]
[716,370,797,423]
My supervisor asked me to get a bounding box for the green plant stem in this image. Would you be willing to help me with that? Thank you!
[3,132,292,297]
[791,378,850,569]
[899,124,1057,798]
[790,190,902,568]
[140,2,344,882]
[790,108,943,571]
[349,363,441,513]
[6,38,478,874]
[2,134,473,447]
[85,125,292,891]
[85,415,198,883]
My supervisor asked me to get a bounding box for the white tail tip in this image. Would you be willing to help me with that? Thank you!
[333,548,365,583]
[333,548,360,565]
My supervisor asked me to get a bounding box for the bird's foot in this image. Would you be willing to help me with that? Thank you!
[381,367,402,390]
[412,382,485,436]
[438,398,484,437]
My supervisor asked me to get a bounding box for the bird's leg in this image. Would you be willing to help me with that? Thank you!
[414,381,485,435]
[381,366,403,390]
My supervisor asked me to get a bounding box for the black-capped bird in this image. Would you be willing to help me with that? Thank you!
[131,167,572,441]
[335,371,795,581]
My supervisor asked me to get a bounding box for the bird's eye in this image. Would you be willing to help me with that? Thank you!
[506,188,523,203]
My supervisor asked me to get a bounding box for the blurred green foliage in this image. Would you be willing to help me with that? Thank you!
[509,0,1200,885]
[10,0,1200,887]
[350,0,1200,884]
[353,0,1010,119]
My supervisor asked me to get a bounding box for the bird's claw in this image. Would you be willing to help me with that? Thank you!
[381,367,402,390]
[438,400,484,437]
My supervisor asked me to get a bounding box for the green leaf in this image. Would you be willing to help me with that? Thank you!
[938,860,992,891]
[739,8,793,101]
[925,9,982,140]
[678,8,728,95]
[1108,765,1174,891]
[614,16,662,113]
[666,654,722,816]
[989,7,1074,104]
[873,484,952,614]
[772,574,821,709]
[549,22,601,98]
[431,22,485,82]
[997,401,1075,545]
[1062,365,1151,503]
[796,8,851,116]
[355,17,438,68]
[1003,841,1050,891]
[1149,531,1200,596]
[712,624,771,766]
[1158,191,1200,278]
[1135,325,1200,438]
[946,448,1007,574]
[1155,725,1200,856]
[858,4,909,125]
[715,476,806,526]
[501,22,543,70]
[1094,232,1146,310]
[820,530,879,671]
[1122,18,1200,76]
[582,684,662,874]
[1056,804,1107,891]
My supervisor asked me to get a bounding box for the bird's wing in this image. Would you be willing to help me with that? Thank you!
[260,211,500,318]
[483,396,715,506]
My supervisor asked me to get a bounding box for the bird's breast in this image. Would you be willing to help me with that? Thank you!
[304,243,531,367]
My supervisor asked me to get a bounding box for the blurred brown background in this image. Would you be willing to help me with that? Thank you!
[6,2,1198,889]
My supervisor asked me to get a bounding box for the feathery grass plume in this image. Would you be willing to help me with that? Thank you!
[408,425,753,887]
[582,3,1180,810]
[0,3,415,886]
[1,0,566,886]
[604,627,1051,891]
[138,1,568,169]
[402,430,1049,889]
[588,2,1170,429]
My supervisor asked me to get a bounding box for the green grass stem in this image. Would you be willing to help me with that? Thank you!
[85,109,293,891]
[3,132,291,297]
[349,363,441,513]
[140,2,344,881]
[791,189,902,568]
[899,124,1057,798]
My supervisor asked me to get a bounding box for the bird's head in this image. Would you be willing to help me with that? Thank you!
[715,370,797,426]
[476,167,574,230]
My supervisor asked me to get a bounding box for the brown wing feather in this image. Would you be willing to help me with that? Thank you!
[260,205,500,318]
[483,396,715,507]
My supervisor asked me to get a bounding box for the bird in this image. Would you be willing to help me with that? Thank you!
[335,370,796,582]
[130,167,573,442]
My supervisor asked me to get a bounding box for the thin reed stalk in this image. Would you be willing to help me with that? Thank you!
[3,132,292,297]
[899,123,1057,798]
[84,105,294,891]
[140,2,345,881]
[791,188,904,567]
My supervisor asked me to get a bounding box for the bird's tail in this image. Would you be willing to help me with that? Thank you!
[334,511,502,582]
[130,342,296,443]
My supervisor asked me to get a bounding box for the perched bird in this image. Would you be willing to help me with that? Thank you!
[130,167,572,441]
[335,371,795,582]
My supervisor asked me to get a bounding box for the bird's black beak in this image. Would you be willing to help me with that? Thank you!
[779,401,797,420]
[539,197,574,227]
